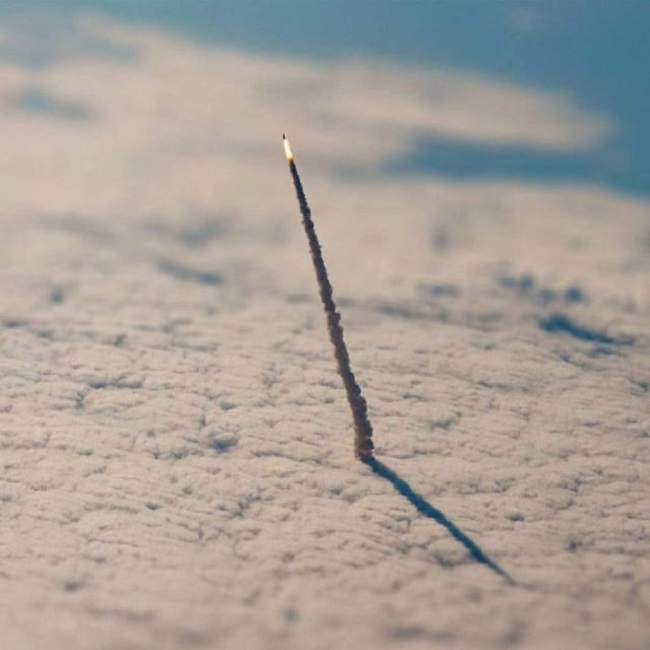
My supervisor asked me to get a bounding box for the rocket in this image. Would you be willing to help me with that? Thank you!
[282,133,294,162]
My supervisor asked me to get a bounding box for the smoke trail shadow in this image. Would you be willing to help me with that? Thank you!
[362,457,514,585]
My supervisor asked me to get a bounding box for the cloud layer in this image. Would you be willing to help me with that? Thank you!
[0,12,648,650]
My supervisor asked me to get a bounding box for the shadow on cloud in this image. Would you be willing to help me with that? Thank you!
[11,87,93,121]
[363,457,515,585]
[539,312,634,346]
[382,136,647,197]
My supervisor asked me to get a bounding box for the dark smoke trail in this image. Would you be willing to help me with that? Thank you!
[283,134,374,460]
[280,136,513,584]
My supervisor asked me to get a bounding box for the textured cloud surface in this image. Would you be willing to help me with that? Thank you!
[0,13,648,650]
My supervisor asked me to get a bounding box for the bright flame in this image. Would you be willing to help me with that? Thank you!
[282,134,294,162]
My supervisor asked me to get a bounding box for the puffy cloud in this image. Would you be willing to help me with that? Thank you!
[0,12,648,650]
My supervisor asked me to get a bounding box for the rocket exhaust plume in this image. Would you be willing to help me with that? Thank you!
[280,135,513,583]
[282,134,374,461]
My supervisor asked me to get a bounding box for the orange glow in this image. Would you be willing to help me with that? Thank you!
[282,134,294,162]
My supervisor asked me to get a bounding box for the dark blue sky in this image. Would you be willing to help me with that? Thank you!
[4,1,649,195]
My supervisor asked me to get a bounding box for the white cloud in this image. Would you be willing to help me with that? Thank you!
[0,12,648,650]
[0,12,613,216]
